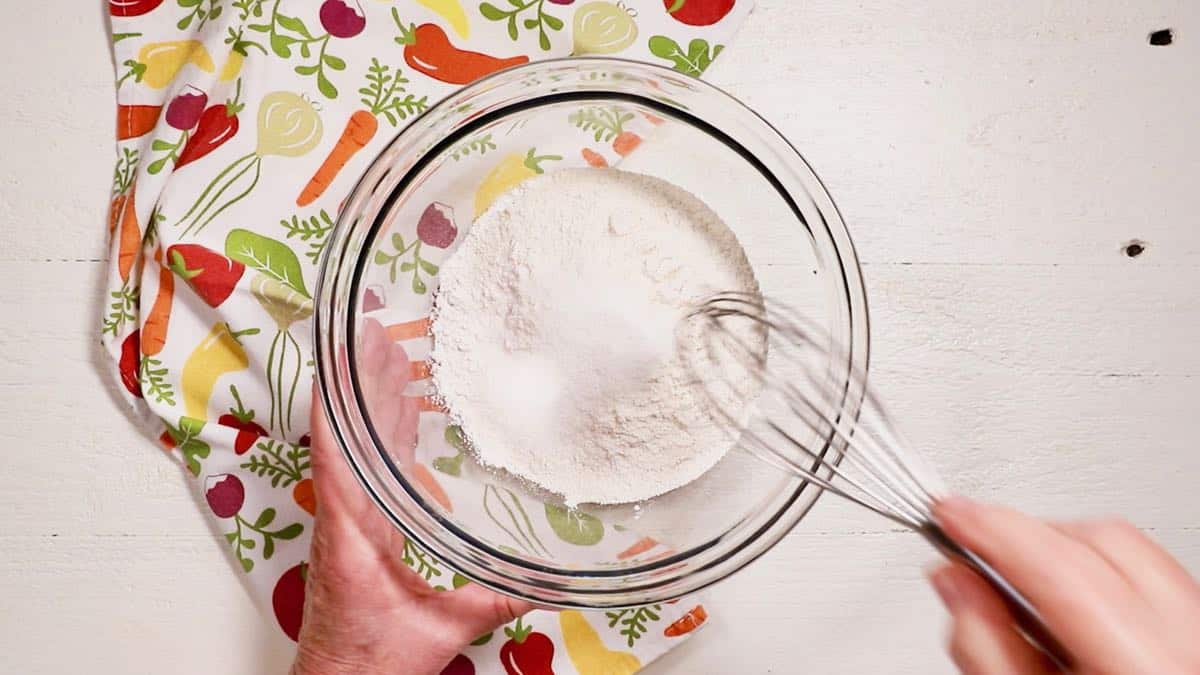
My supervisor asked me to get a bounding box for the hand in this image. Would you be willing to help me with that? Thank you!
[292,319,531,675]
[929,497,1200,674]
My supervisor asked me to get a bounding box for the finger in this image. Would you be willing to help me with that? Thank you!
[930,563,1054,674]
[948,612,1056,675]
[934,497,1148,663]
[441,583,536,645]
[1056,519,1200,617]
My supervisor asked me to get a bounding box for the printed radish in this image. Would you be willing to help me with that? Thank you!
[176,79,244,169]
[416,202,457,248]
[166,243,246,307]
[273,563,307,641]
[320,0,367,38]
[499,617,555,675]
[393,13,529,85]
[663,0,735,25]
[216,385,267,454]
[119,330,143,398]
[165,85,207,130]
[204,473,245,518]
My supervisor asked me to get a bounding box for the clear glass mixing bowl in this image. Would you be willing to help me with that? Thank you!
[314,58,869,608]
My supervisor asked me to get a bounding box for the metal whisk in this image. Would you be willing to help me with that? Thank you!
[688,292,1072,670]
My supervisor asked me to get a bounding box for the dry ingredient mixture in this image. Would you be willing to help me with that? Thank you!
[430,168,762,504]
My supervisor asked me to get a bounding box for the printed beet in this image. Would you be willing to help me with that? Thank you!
[204,473,245,518]
[663,0,735,26]
[362,285,385,312]
[440,654,476,675]
[165,86,208,130]
[320,0,367,38]
[417,202,457,248]
[272,563,307,641]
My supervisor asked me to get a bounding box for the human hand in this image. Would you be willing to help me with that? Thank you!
[929,497,1200,674]
[292,319,531,675]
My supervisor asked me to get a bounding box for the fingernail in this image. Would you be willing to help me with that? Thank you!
[930,566,964,611]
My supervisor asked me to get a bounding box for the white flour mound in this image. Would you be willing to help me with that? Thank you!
[430,168,762,505]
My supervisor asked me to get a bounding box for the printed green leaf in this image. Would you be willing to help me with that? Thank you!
[479,2,506,20]
[225,228,311,298]
[275,13,311,37]
[274,523,304,540]
[647,35,723,77]
[254,507,277,528]
[545,504,604,545]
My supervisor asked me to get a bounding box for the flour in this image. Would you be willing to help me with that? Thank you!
[430,168,762,505]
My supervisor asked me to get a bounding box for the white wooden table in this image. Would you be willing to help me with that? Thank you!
[2,1,1197,673]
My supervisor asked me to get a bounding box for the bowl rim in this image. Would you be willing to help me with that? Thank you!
[314,56,870,608]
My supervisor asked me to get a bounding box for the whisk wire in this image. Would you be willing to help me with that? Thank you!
[687,292,1072,670]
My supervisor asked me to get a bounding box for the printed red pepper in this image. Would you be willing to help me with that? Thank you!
[176,79,245,169]
[393,16,528,85]
[216,385,268,455]
[166,243,246,307]
[119,330,143,398]
[110,0,164,17]
[499,617,555,675]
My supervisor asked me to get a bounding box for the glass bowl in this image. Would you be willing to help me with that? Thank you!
[314,58,869,608]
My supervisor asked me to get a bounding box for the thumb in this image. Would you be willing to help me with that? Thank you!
[931,564,1054,675]
[441,582,537,643]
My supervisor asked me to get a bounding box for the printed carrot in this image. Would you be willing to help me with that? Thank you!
[116,185,141,282]
[298,110,377,207]
[616,536,658,560]
[393,10,528,85]
[612,131,642,156]
[117,104,162,140]
[663,605,708,637]
[581,147,608,168]
[297,59,429,206]
[415,395,446,413]
[292,477,316,515]
[141,247,175,357]
[385,316,431,341]
[413,462,452,511]
[409,359,432,381]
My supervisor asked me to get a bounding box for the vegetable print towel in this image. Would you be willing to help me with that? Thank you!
[101,0,751,672]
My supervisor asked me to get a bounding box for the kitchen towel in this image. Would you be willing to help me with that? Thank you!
[101,0,751,672]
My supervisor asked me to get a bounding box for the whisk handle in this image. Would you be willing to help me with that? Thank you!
[922,523,1073,671]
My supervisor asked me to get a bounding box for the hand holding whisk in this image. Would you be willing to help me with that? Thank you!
[687,292,1073,670]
